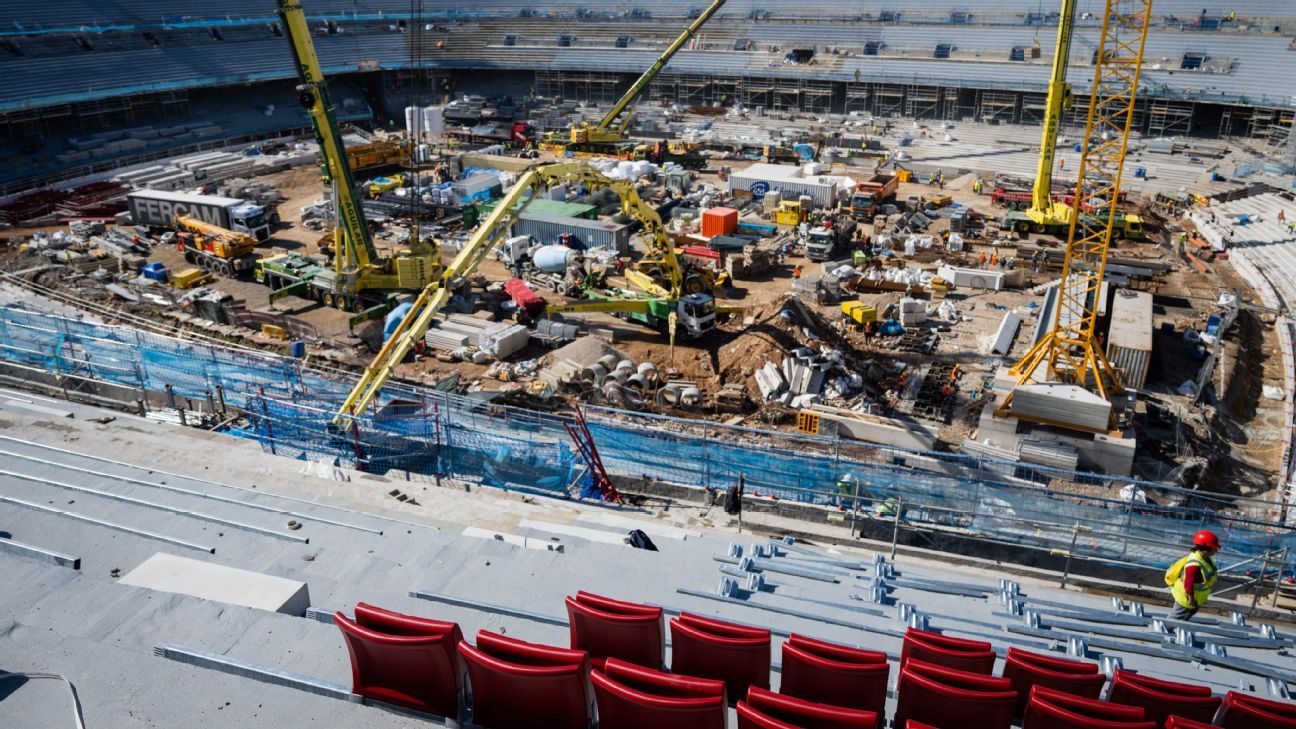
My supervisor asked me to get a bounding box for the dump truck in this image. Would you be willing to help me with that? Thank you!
[127,190,272,241]
[805,218,858,262]
[848,174,899,221]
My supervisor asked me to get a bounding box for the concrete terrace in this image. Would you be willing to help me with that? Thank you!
[2,394,1295,727]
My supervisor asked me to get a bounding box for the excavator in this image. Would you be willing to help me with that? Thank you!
[1000,0,1144,239]
[334,161,735,423]
[541,0,726,156]
[259,0,439,317]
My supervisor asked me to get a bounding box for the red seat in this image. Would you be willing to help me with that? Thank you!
[669,612,771,698]
[906,723,942,729]
[1218,691,1296,729]
[1023,685,1153,729]
[458,630,590,729]
[1111,670,1213,696]
[590,657,726,729]
[1108,670,1221,727]
[779,633,889,715]
[565,591,664,670]
[333,602,464,716]
[894,657,1017,729]
[1164,717,1217,729]
[736,686,878,729]
[1002,648,1105,715]
[901,627,997,675]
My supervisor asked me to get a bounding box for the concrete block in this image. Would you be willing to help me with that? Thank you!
[120,552,311,615]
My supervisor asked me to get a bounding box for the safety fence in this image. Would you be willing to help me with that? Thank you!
[2,304,1293,571]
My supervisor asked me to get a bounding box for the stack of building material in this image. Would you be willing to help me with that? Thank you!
[424,314,494,351]
[899,297,926,326]
[781,351,831,398]
[1010,383,1112,432]
[1106,289,1153,389]
[478,322,530,359]
[1018,436,1080,470]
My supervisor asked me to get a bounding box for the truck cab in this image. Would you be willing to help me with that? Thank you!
[805,219,857,262]
[676,292,717,336]
[230,202,271,241]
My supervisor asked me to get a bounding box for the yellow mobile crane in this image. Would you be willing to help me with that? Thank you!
[173,214,260,277]
[260,0,439,315]
[1005,0,1082,234]
[335,162,730,422]
[1003,0,1153,429]
[542,0,726,156]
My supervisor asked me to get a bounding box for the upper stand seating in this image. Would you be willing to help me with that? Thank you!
[457,630,591,729]
[894,657,1017,729]
[669,612,771,699]
[565,590,664,670]
[1107,669,1221,727]
[901,627,997,675]
[589,656,727,729]
[736,686,878,729]
[1021,685,1155,729]
[1002,647,1105,716]
[779,632,890,716]
[332,602,464,717]
[1217,690,1296,729]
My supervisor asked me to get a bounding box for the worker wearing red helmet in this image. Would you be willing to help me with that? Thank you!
[1165,530,1221,621]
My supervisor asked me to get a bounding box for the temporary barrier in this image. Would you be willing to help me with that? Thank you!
[2,305,1294,572]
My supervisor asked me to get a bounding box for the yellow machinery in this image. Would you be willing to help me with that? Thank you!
[346,139,409,172]
[335,162,729,422]
[1019,0,1082,232]
[271,0,438,313]
[1005,0,1152,425]
[841,301,877,328]
[174,214,256,259]
[775,200,806,226]
[542,0,726,154]
[367,174,405,197]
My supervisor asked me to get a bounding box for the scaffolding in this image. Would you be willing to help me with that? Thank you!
[904,84,941,119]
[974,89,1018,124]
[1147,97,1195,137]
[2,304,1293,570]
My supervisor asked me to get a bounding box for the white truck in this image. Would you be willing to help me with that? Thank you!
[127,190,273,241]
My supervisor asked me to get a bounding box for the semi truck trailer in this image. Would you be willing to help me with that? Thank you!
[127,190,272,241]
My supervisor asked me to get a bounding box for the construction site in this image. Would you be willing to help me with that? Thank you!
[2,1,1296,728]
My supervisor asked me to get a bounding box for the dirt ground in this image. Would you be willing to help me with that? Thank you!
[1,155,1286,501]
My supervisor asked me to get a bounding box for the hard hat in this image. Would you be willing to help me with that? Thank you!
[1192,530,1221,551]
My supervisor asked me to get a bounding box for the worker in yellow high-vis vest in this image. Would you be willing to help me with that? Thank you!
[1165,530,1221,621]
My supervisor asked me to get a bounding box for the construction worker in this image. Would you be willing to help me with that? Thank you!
[1279,209,1287,224]
[793,264,802,279]
[978,250,987,268]
[1165,530,1221,621]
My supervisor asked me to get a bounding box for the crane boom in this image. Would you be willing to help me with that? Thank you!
[1031,0,1079,218]
[1006,0,1152,424]
[594,0,726,133]
[335,162,702,422]
[277,0,376,271]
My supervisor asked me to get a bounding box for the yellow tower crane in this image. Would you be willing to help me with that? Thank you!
[1004,0,1153,426]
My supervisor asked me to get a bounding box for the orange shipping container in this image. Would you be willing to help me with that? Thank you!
[702,206,738,238]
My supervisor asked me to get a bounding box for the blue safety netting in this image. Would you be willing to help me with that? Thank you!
[2,304,1293,569]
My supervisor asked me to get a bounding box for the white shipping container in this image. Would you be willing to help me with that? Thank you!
[728,162,839,208]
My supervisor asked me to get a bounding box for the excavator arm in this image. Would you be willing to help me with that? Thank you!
[278,0,377,273]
